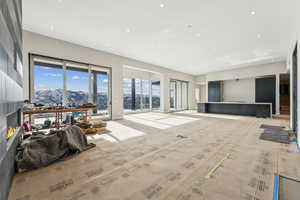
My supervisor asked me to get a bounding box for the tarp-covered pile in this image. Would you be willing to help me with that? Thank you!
[16,125,95,171]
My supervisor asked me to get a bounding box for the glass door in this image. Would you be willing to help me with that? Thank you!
[142,79,150,110]
[92,70,110,120]
[170,81,176,111]
[151,80,161,110]
[176,81,182,110]
[135,79,142,111]
[170,80,188,112]
[182,82,188,110]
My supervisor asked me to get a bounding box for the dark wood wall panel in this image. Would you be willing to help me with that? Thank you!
[255,76,276,114]
[208,81,221,102]
[0,0,23,199]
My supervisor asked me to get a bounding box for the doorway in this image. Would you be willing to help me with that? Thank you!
[255,76,276,115]
[170,80,189,111]
[280,74,290,115]
[92,70,111,120]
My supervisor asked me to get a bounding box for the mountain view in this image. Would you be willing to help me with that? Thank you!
[35,89,160,110]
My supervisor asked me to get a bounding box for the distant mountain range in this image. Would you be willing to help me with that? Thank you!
[35,89,160,110]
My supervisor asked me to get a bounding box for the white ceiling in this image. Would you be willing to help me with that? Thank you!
[23,0,297,75]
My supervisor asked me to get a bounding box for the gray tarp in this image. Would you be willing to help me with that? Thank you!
[16,125,95,170]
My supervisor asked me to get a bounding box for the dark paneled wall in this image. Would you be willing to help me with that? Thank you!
[255,76,276,115]
[292,44,298,136]
[0,0,23,199]
[208,81,221,102]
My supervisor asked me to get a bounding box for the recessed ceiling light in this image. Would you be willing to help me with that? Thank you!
[160,3,165,8]
[196,33,201,37]
[251,11,256,15]
[163,29,170,33]
[257,34,261,38]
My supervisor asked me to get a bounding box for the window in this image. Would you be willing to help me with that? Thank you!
[170,80,188,111]
[151,80,160,109]
[195,87,200,102]
[31,55,112,120]
[92,71,110,117]
[123,78,154,113]
[123,78,133,111]
[170,81,176,110]
[34,64,64,105]
[66,67,89,107]
[142,79,150,109]
[135,79,142,110]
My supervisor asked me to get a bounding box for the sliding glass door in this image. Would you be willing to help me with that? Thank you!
[142,80,150,110]
[123,78,153,113]
[170,80,188,111]
[151,80,160,110]
[92,70,110,119]
[170,81,176,111]
[182,82,188,110]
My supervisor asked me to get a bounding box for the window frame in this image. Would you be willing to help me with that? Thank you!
[29,53,112,120]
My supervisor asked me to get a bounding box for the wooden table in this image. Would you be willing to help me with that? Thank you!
[23,107,96,129]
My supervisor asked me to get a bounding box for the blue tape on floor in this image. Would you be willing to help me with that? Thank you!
[273,174,279,200]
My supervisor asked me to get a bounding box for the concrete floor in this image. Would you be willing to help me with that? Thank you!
[9,111,300,200]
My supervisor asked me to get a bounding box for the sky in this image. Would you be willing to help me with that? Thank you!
[123,78,160,96]
[34,65,160,97]
[34,65,108,93]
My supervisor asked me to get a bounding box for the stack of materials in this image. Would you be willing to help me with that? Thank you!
[16,125,95,171]
[259,124,290,144]
[76,120,107,135]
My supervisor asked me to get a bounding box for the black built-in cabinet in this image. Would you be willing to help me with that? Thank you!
[255,76,276,115]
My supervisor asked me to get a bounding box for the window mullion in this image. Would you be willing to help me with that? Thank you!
[63,61,67,106]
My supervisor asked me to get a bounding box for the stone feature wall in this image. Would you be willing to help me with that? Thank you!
[0,0,23,199]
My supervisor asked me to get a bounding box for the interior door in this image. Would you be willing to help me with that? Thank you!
[208,81,221,102]
[255,76,276,114]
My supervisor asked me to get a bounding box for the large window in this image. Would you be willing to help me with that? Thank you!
[123,78,157,113]
[151,80,160,109]
[170,80,188,111]
[135,79,142,110]
[92,70,110,118]
[123,78,133,110]
[66,67,89,107]
[34,64,64,106]
[31,55,111,120]
[142,80,150,109]
[170,81,176,111]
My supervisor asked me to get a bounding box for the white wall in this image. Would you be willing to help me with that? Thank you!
[23,31,196,119]
[123,67,152,80]
[196,61,288,114]
[205,61,287,82]
[223,78,255,103]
